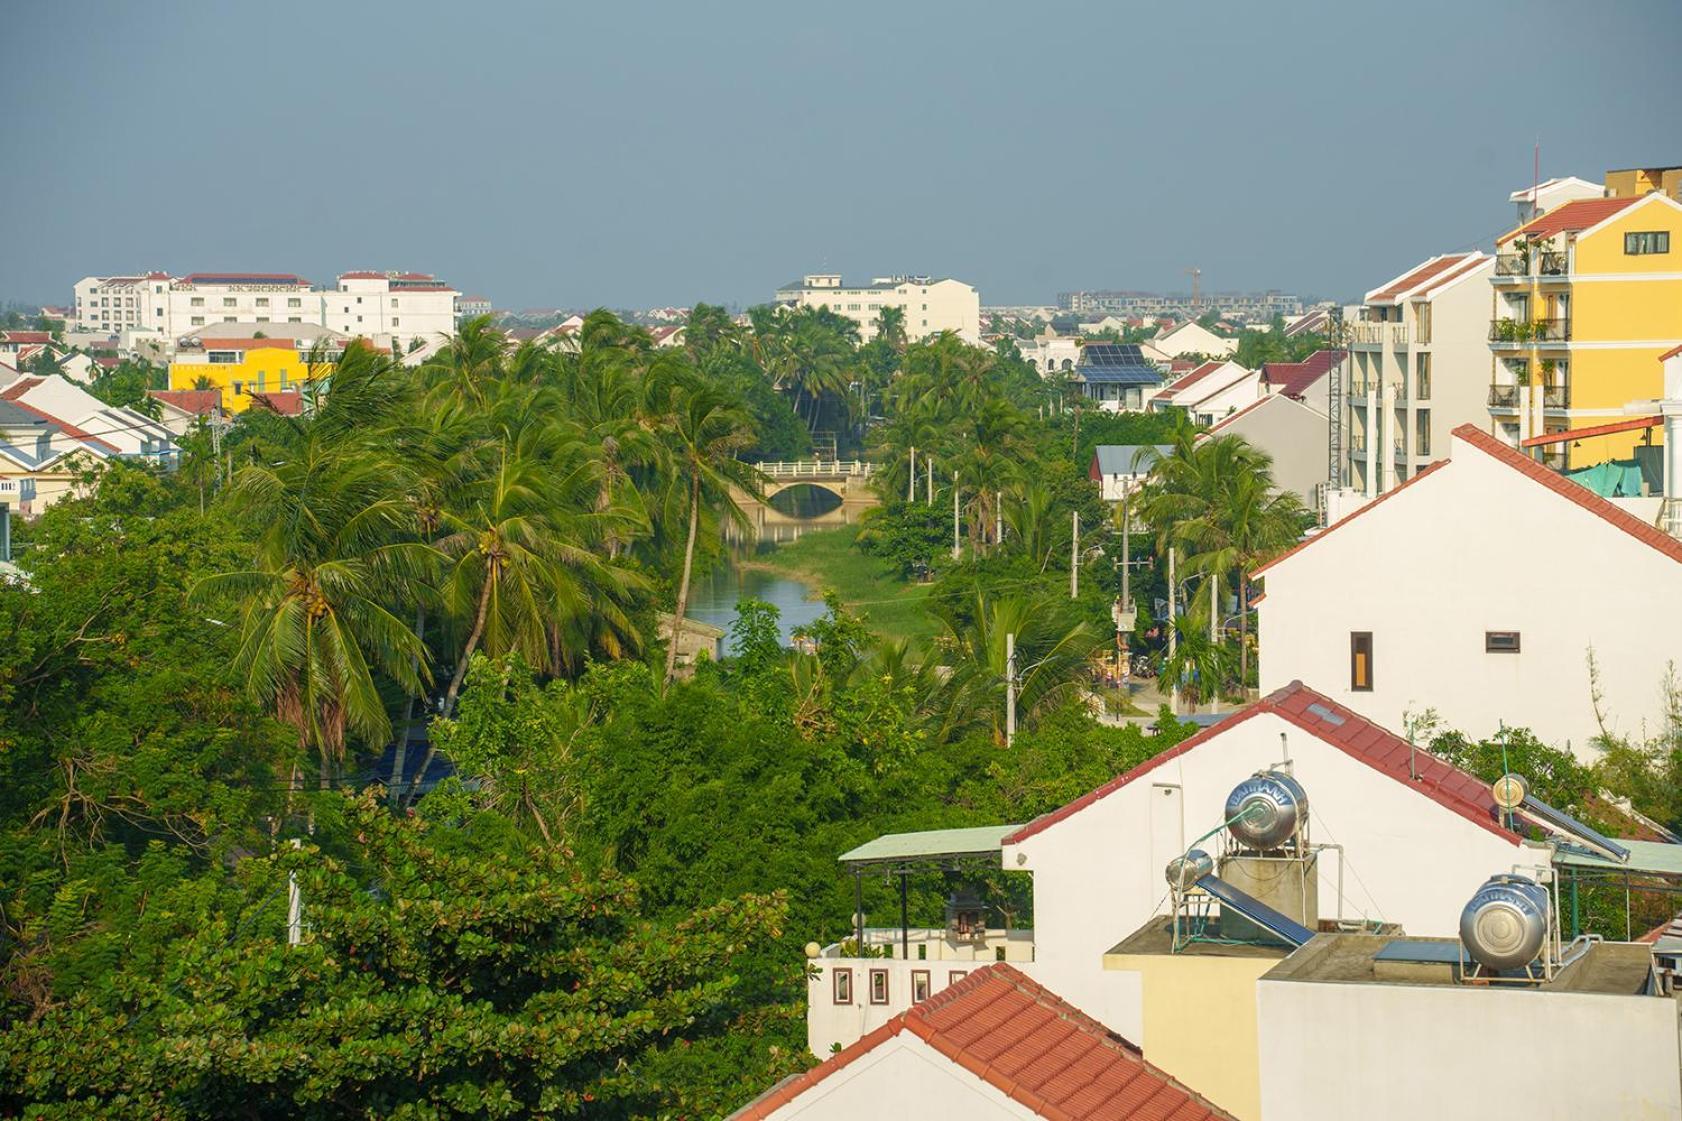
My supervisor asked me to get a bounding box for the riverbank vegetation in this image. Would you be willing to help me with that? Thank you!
[3,310,1677,1117]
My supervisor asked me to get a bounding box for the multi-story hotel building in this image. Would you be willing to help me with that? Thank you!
[774,274,980,343]
[71,270,459,348]
[1488,184,1682,468]
[1340,252,1493,497]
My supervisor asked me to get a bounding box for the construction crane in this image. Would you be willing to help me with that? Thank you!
[1184,266,1202,312]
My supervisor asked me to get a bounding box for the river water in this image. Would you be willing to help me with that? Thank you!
[686,557,826,654]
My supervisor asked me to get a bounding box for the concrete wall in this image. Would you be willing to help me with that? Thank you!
[1001,710,1521,1039]
[1258,432,1682,757]
[1256,976,1682,1121]
[758,1032,1039,1120]
[1102,952,1273,1121]
[1210,395,1328,504]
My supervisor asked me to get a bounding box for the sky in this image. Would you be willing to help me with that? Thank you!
[2,0,1676,311]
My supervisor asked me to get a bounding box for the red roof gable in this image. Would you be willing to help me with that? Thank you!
[1,331,54,345]
[731,964,1233,1121]
[0,391,121,453]
[1261,349,1345,400]
[1004,680,1515,847]
[1366,253,1484,304]
[0,377,45,400]
[1500,196,1640,243]
[247,391,304,416]
[198,337,296,351]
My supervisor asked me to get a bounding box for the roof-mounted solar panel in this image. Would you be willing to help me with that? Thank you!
[1196,874,1316,947]
[1519,796,1630,864]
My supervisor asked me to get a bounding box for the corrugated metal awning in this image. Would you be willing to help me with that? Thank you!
[838,824,1021,868]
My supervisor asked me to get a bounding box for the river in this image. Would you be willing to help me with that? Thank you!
[685,555,826,654]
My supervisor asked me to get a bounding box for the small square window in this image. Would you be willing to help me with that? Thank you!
[948,970,968,985]
[1485,631,1521,653]
[832,967,852,1004]
[869,968,889,1005]
[911,970,930,1003]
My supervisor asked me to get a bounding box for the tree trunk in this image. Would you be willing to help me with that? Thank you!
[386,606,426,807]
[663,472,703,686]
[403,575,491,809]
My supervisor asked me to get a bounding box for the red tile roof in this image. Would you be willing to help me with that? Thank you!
[730,964,1233,1121]
[1004,681,1516,847]
[0,377,44,400]
[0,389,121,453]
[1449,423,1682,565]
[1499,197,1640,243]
[1,331,54,345]
[1160,360,1227,401]
[198,337,296,351]
[1365,253,1485,304]
[1283,309,1330,339]
[247,391,304,416]
[179,272,310,285]
[1659,343,1682,362]
[1261,349,1345,400]
[150,389,222,415]
[1199,392,1275,435]
[1519,415,1662,447]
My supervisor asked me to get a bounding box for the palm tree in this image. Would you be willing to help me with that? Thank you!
[659,376,761,685]
[191,440,431,788]
[940,590,1103,743]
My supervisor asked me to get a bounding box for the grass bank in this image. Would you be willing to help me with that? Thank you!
[745,525,939,645]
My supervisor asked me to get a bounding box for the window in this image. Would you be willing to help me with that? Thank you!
[868,969,889,1004]
[831,968,852,1004]
[288,316,302,323]
[208,351,238,364]
[256,297,269,307]
[191,297,204,307]
[222,298,236,308]
[1486,631,1521,653]
[256,316,269,323]
[288,297,301,308]
[1350,632,1373,692]
[911,970,930,1003]
[1415,353,1431,401]
[1625,231,1670,255]
[1415,410,1430,457]
[191,316,205,326]
[948,970,968,985]
[392,318,400,327]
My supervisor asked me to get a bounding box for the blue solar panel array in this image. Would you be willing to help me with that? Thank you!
[1076,343,1162,386]
[1196,874,1316,948]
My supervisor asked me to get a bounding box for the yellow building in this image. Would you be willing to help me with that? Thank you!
[168,339,329,413]
[1604,163,1682,203]
[1490,189,1682,468]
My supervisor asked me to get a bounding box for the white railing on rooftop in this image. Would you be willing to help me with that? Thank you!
[818,926,1033,963]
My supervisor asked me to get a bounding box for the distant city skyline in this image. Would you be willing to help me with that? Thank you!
[2,0,1675,312]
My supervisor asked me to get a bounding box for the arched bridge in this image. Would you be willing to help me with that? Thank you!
[750,459,877,502]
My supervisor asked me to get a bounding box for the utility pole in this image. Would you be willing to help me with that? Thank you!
[1167,546,1179,714]
[907,446,916,503]
[995,490,1003,548]
[286,837,303,946]
[1070,510,1080,598]
[926,457,933,504]
[1005,631,1017,747]
[952,471,961,560]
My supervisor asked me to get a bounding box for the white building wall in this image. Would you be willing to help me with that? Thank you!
[1209,397,1328,505]
[757,1033,1038,1121]
[1001,710,1521,1039]
[1256,976,1682,1121]
[1258,434,1682,756]
[1184,369,1262,425]
[783,277,980,344]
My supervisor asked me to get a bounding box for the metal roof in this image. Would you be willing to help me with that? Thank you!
[1092,444,1171,476]
[838,823,1020,867]
[1556,839,1682,878]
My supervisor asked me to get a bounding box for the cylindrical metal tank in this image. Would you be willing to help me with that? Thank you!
[1460,874,1550,971]
[1165,849,1214,892]
[1225,771,1309,850]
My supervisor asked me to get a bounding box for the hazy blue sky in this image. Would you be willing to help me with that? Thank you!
[2,0,1676,310]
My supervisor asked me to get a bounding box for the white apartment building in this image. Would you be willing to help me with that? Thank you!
[1339,252,1493,498]
[775,274,980,343]
[72,271,459,348]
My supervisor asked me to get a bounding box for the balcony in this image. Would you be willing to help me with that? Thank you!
[1541,382,1570,409]
[1493,251,1568,278]
[1488,384,1521,409]
[1348,321,1409,348]
[1488,318,1571,346]
[807,926,1035,1056]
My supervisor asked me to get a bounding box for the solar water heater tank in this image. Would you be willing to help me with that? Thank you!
[1224,770,1308,851]
[1460,874,1550,971]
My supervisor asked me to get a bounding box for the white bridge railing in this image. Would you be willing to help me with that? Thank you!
[756,459,874,479]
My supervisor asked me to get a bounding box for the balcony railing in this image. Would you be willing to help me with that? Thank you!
[1489,318,1572,345]
[1541,449,1567,472]
[1542,383,1570,409]
[1488,384,1521,408]
[1349,321,1409,347]
[1494,252,1568,278]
